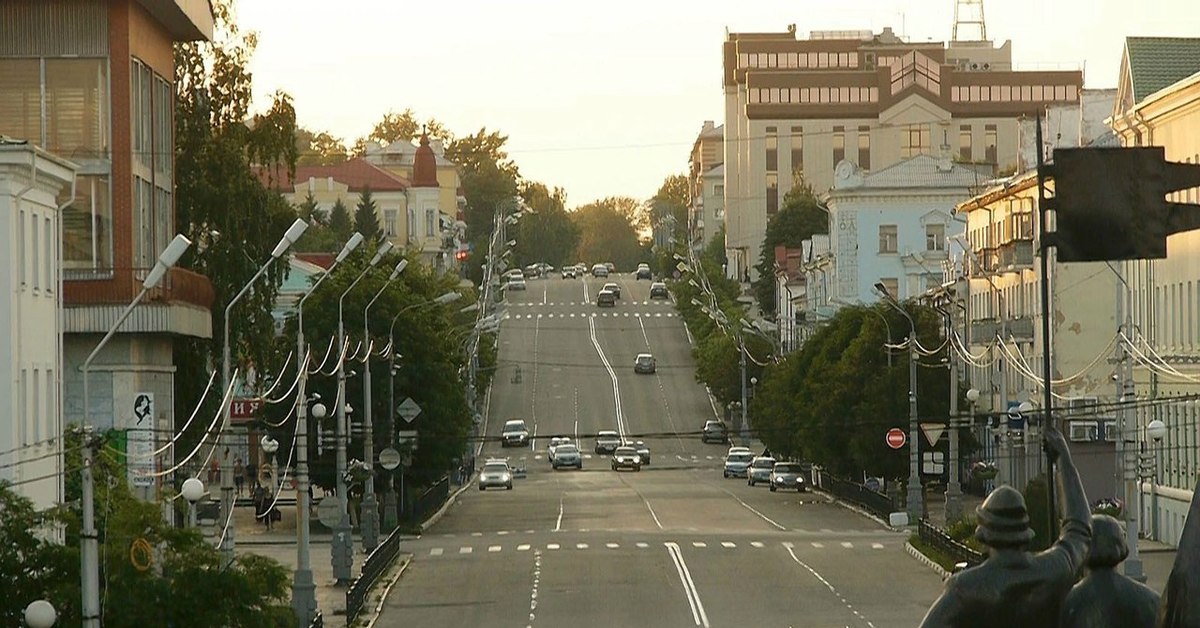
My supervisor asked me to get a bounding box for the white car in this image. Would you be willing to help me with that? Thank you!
[747,456,777,486]
[591,263,609,277]
[507,277,527,291]
[547,436,571,461]
[479,460,513,491]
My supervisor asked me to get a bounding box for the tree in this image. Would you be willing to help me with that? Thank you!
[446,128,521,241]
[296,191,320,222]
[512,181,579,268]
[355,187,381,241]
[0,482,74,625]
[571,199,643,269]
[649,174,689,240]
[752,181,828,316]
[296,127,349,165]
[328,198,353,243]
[360,109,451,149]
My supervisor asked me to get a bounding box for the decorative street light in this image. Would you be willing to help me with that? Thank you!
[181,477,205,528]
[24,600,56,628]
[874,281,921,525]
[261,434,280,499]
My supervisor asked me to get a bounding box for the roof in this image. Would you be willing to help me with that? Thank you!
[704,163,725,178]
[293,253,334,269]
[256,158,410,193]
[832,155,989,191]
[1125,37,1200,102]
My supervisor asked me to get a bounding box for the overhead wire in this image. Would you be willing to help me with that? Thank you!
[252,350,295,400]
[134,371,239,479]
[307,336,337,374]
[110,369,219,461]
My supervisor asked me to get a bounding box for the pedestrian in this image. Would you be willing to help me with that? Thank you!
[233,455,244,496]
[1059,514,1159,628]
[208,458,219,485]
[253,484,268,527]
[245,459,257,492]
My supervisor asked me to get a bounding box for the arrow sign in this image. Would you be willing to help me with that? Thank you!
[397,397,422,423]
[920,422,947,446]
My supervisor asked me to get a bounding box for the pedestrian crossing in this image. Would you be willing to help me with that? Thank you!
[419,539,892,558]
[510,301,674,307]
[487,453,722,462]
[505,311,676,320]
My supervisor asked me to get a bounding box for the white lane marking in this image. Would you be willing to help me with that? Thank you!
[576,543,588,550]
[751,541,765,548]
[498,531,510,536]
[721,541,736,548]
[471,532,484,537]
[518,544,531,551]
[606,542,619,549]
[643,496,664,529]
[547,543,560,550]
[529,315,542,450]
[528,550,542,621]
[785,545,876,627]
[554,495,564,532]
[665,543,710,627]
[430,548,443,556]
[721,490,788,531]
[840,542,854,549]
[811,542,824,548]
[489,545,502,553]
[636,542,649,548]
[460,547,473,554]
[542,285,547,304]
[588,316,626,439]
[692,541,707,548]
[872,543,884,549]
[637,315,651,347]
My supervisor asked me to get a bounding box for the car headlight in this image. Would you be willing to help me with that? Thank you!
[501,474,511,480]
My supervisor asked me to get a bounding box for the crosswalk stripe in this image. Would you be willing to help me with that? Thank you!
[872,543,884,549]
[840,542,854,548]
[636,542,649,548]
[692,541,706,548]
[576,543,589,549]
[721,541,736,548]
[471,532,483,537]
[751,541,765,548]
[810,542,823,548]
[430,548,443,556]
[606,543,619,549]
[548,313,554,318]
[547,543,560,550]
[518,544,531,551]
[460,547,473,554]
[655,313,662,317]
[489,545,502,552]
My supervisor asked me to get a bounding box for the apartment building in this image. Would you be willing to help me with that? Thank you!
[262,158,412,245]
[688,121,724,249]
[722,24,1083,283]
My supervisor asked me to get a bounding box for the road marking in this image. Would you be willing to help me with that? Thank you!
[636,542,649,548]
[489,545,502,553]
[840,542,854,548]
[576,543,588,550]
[554,495,564,532]
[430,548,443,556]
[871,543,884,549]
[751,541,765,548]
[471,532,483,537]
[810,542,824,548]
[460,547,473,554]
[721,490,788,531]
[588,317,626,439]
[692,541,706,548]
[721,541,736,548]
[665,543,710,627]
[606,543,619,549]
[542,285,547,304]
[785,545,876,628]
[518,544,531,551]
[782,542,795,549]
[547,543,560,550]
[528,550,542,624]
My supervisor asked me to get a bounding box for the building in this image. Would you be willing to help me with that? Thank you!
[688,121,724,249]
[721,24,1083,283]
[0,1,216,503]
[0,142,76,511]
[1107,36,1200,547]
[772,245,805,352]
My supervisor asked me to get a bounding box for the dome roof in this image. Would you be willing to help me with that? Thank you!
[412,133,440,188]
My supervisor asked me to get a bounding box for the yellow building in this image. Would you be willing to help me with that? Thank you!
[365,135,467,248]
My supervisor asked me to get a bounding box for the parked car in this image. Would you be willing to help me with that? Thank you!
[594,430,622,454]
[701,420,729,444]
[602,282,621,299]
[611,446,642,472]
[636,264,652,280]
[596,290,616,307]
[723,452,753,478]
[770,461,807,492]
[591,263,609,277]
[501,419,530,447]
[649,282,669,299]
[551,444,583,470]
[747,456,777,486]
[479,459,513,490]
[634,353,656,374]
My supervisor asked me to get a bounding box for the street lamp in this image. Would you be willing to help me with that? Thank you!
[218,218,308,566]
[181,477,205,528]
[359,259,409,550]
[331,241,392,582]
[289,233,363,625]
[260,435,280,494]
[80,232,190,628]
[874,281,922,524]
[24,600,56,628]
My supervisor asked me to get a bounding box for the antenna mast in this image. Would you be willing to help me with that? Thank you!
[952,0,988,42]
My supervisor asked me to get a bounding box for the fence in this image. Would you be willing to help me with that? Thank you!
[813,468,896,521]
[407,475,451,523]
[307,611,322,628]
[918,518,985,569]
[345,525,404,624]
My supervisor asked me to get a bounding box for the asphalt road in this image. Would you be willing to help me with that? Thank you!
[378,272,945,627]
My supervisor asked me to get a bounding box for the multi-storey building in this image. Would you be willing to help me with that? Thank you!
[688,121,724,249]
[722,24,1083,283]
[0,1,215,503]
[263,158,412,245]
[1108,36,1200,547]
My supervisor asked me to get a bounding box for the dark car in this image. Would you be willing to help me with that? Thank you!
[611,446,642,472]
[501,419,530,447]
[634,353,656,374]
[597,290,616,307]
[701,420,729,444]
[636,264,652,280]
[649,282,669,299]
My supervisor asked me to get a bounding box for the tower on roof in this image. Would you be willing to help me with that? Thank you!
[952,0,988,42]
[412,133,439,187]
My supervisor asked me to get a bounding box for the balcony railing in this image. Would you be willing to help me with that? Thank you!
[64,267,215,310]
[997,240,1034,270]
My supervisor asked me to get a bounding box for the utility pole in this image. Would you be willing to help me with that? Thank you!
[1116,268,1147,582]
[79,427,101,628]
[332,314,353,583]
[944,302,964,523]
[906,330,922,522]
[739,337,749,445]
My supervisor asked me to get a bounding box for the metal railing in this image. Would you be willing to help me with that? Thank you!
[345,525,404,624]
[813,468,896,521]
[307,611,323,628]
[918,518,985,569]
[407,475,450,523]
[64,266,215,308]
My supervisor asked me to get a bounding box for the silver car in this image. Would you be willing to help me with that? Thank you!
[594,430,622,454]
[551,444,583,470]
[723,452,753,478]
[547,436,571,461]
[479,460,513,491]
[747,456,776,486]
[769,462,808,492]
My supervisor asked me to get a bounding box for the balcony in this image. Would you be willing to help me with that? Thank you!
[997,240,1034,271]
[63,267,214,338]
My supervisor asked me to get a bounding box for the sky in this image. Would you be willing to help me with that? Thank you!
[238,0,1200,208]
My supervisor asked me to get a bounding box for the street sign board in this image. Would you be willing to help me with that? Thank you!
[922,451,946,475]
[379,448,401,471]
[397,430,419,450]
[229,398,263,422]
[128,392,156,488]
[397,397,422,423]
[920,422,946,446]
[885,428,906,450]
[317,497,342,528]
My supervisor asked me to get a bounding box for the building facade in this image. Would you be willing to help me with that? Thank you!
[1108,36,1200,547]
[0,143,76,511]
[722,25,1083,283]
[0,1,216,503]
[688,121,724,249]
[265,158,413,247]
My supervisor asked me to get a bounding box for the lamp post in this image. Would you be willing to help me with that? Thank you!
[218,218,308,567]
[360,259,408,551]
[261,434,280,497]
[1146,418,1167,541]
[181,477,205,528]
[24,600,56,628]
[80,233,191,628]
[333,241,392,583]
[875,281,921,524]
[291,233,362,624]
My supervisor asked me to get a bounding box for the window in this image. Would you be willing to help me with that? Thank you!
[32,369,40,443]
[425,209,436,237]
[384,209,398,237]
[19,210,26,288]
[1103,420,1119,443]
[790,127,803,180]
[857,126,870,169]
[926,223,945,251]
[901,124,930,158]
[31,216,39,291]
[833,126,845,166]
[44,216,53,292]
[879,277,899,299]
[765,127,777,172]
[985,124,998,164]
[879,225,898,253]
[59,175,113,272]
[766,173,778,215]
[0,59,42,143]
[1069,420,1099,442]
[19,370,27,446]
[960,125,972,161]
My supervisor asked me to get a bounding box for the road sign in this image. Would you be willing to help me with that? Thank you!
[397,397,422,423]
[920,422,946,446]
[317,497,342,528]
[397,430,419,451]
[379,448,401,471]
[922,451,946,476]
[885,428,906,450]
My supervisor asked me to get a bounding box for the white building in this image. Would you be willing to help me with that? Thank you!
[688,121,724,249]
[0,141,76,512]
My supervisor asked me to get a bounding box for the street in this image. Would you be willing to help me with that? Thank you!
[377,272,945,627]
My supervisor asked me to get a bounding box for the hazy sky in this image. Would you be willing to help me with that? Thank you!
[239,0,1200,208]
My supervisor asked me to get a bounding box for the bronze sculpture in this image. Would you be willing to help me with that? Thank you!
[919,425,1091,628]
[1158,474,1200,628]
[1060,514,1160,628]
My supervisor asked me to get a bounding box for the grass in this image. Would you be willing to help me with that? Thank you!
[908,536,961,573]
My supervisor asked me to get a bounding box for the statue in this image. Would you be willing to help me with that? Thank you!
[1158,473,1200,628]
[920,425,1092,628]
[1060,514,1160,628]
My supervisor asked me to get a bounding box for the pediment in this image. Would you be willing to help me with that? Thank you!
[879,93,952,126]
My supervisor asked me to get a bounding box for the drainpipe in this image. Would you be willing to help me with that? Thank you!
[55,164,75,512]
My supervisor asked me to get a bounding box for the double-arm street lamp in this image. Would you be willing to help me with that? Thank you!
[292,231,363,624]
[874,281,922,524]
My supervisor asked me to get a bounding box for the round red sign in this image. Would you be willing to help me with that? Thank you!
[886,428,906,450]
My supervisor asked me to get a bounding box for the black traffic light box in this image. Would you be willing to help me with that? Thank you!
[1044,147,1200,262]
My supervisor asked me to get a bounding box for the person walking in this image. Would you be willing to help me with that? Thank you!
[245,459,258,492]
[233,455,245,497]
[253,484,267,527]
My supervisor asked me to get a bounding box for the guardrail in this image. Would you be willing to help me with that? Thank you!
[813,468,895,521]
[345,526,403,624]
[918,518,985,569]
[407,475,450,523]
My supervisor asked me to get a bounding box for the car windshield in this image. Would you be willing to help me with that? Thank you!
[727,453,753,463]
[598,432,618,439]
[775,464,804,473]
[637,356,652,363]
[752,459,776,468]
[615,447,637,455]
[557,445,578,454]
[503,423,525,432]
[483,464,508,473]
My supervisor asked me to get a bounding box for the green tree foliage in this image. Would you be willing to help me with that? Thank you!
[292,193,338,254]
[285,247,475,490]
[511,181,579,268]
[649,174,689,240]
[571,198,644,269]
[0,482,74,625]
[296,127,348,165]
[355,187,381,242]
[174,0,300,457]
[361,109,451,149]
[296,191,320,222]
[328,198,353,243]
[447,129,521,283]
[753,181,828,316]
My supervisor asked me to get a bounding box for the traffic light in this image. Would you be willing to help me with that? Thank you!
[1045,147,1200,261]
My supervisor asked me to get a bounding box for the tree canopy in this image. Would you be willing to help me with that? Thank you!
[359,109,451,149]
[296,127,349,166]
[328,198,353,244]
[571,198,645,269]
[752,181,828,316]
[511,181,579,269]
[355,187,381,242]
[649,173,689,240]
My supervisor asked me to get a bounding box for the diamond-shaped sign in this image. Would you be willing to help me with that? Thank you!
[397,397,422,423]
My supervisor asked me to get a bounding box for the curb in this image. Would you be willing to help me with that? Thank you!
[906,540,951,581]
[813,488,900,532]
[417,476,476,534]
[359,555,412,628]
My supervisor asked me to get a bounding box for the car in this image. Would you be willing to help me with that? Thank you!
[649,282,669,299]
[604,262,616,273]
[479,459,513,490]
[633,441,651,465]
[701,420,729,444]
[634,353,656,374]
[547,436,571,461]
[523,263,542,278]
[562,266,578,279]
[537,263,554,275]
[503,269,524,282]
[723,451,754,478]
[596,289,616,307]
[591,263,609,277]
[602,282,621,299]
[770,461,808,492]
[611,445,642,471]
[594,430,622,454]
[507,277,527,291]
[501,419,530,447]
[747,456,777,486]
[726,446,752,458]
[636,264,652,280]
[551,444,583,470]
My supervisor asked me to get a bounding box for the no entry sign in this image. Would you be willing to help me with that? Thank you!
[886,428,907,450]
